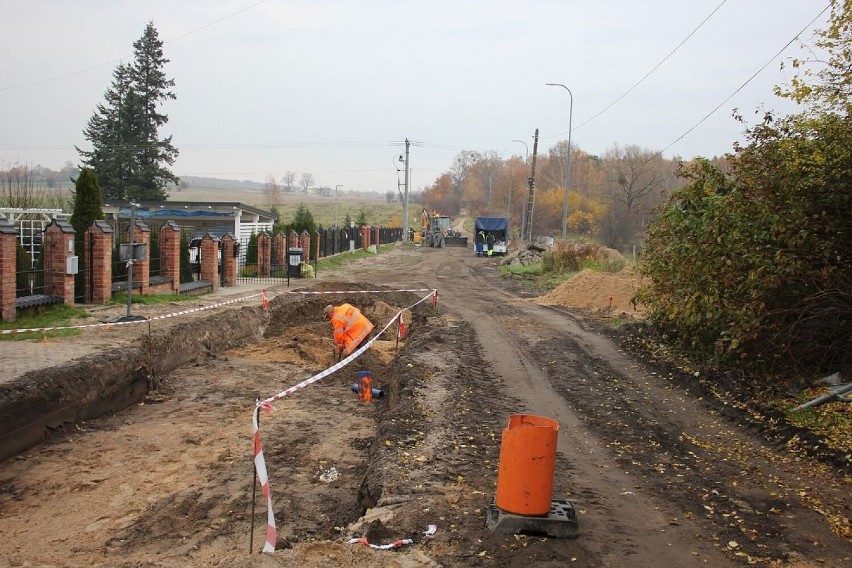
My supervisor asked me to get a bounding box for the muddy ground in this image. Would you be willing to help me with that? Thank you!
[0,244,849,567]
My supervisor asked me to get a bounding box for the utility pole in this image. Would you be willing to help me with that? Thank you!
[402,138,411,243]
[523,129,539,242]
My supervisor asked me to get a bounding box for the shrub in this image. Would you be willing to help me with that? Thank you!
[542,240,602,274]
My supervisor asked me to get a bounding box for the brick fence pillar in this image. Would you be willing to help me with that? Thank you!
[258,233,271,277]
[85,221,114,304]
[373,226,381,247]
[43,219,76,305]
[200,233,219,291]
[159,221,181,294]
[220,233,237,287]
[314,231,321,260]
[361,226,371,251]
[127,220,150,296]
[288,230,299,250]
[273,232,285,270]
[299,230,311,260]
[0,218,17,322]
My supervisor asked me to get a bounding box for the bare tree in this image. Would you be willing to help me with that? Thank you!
[449,150,482,196]
[263,174,283,210]
[479,151,503,208]
[300,172,314,193]
[604,144,664,214]
[282,171,296,193]
[540,140,571,192]
[1,162,44,209]
[601,144,670,244]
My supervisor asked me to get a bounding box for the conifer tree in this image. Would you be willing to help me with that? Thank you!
[78,22,178,201]
[70,168,104,235]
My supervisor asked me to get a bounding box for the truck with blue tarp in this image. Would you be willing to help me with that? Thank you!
[474,216,508,256]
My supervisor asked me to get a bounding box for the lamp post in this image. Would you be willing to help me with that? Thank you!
[399,139,411,243]
[334,185,343,228]
[512,139,529,163]
[510,139,530,222]
[545,83,573,240]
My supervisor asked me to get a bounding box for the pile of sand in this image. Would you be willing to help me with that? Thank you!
[536,268,645,317]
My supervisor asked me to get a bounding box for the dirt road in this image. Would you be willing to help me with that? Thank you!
[0,244,848,567]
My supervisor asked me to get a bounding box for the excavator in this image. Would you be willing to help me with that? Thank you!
[416,209,468,248]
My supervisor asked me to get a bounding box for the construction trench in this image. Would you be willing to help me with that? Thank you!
[1,245,850,567]
[0,282,530,566]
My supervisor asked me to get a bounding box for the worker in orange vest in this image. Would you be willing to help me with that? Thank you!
[324,303,375,355]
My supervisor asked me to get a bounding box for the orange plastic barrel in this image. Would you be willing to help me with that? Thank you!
[495,414,559,516]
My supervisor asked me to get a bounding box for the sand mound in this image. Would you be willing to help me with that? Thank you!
[536,268,645,317]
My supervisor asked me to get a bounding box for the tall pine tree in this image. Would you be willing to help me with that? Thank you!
[77,22,178,201]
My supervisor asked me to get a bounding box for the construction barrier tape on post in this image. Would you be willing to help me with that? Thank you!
[251,288,437,553]
[0,289,439,336]
[0,292,267,335]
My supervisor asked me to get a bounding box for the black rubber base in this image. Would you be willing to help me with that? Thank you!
[485,499,579,538]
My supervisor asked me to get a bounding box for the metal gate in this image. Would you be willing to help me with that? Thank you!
[235,233,294,286]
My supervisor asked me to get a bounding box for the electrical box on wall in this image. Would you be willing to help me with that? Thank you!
[66,256,79,275]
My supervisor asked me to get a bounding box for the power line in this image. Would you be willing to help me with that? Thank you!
[547,0,728,139]
[657,3,830,158]
[162,0,266,43]
[0,1,266,92]
[1,140,403,150]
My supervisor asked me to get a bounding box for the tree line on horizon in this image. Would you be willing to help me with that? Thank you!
[418,142,713,249]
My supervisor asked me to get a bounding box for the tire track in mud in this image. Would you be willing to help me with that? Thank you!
[452,255,850,566]
[523,324,851,566]
[356,316,516,547]
[407,248,733,566]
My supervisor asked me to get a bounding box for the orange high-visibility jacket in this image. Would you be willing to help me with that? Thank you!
[330,303,375,354]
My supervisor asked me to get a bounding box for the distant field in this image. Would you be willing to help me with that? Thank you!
[168,184,406,227]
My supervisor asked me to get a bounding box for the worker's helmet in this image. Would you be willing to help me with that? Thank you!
[323,304,334,317]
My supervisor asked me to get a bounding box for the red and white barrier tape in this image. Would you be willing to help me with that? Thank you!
[348,537,414,550]
[251,288,437,552]
[282,288,435,295]
[0,292,266,335]
[348,524,436,550]
[3,287,440,336]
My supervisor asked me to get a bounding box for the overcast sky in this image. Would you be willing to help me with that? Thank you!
[0,0,830,193]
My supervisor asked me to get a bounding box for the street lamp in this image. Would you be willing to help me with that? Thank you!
[546,83,573,240]
[510,139,530,222]
[398,140,411,243]
[334,185,343,228]
[511,139,529,163]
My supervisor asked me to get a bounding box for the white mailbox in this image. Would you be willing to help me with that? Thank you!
[66,255,79,275]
